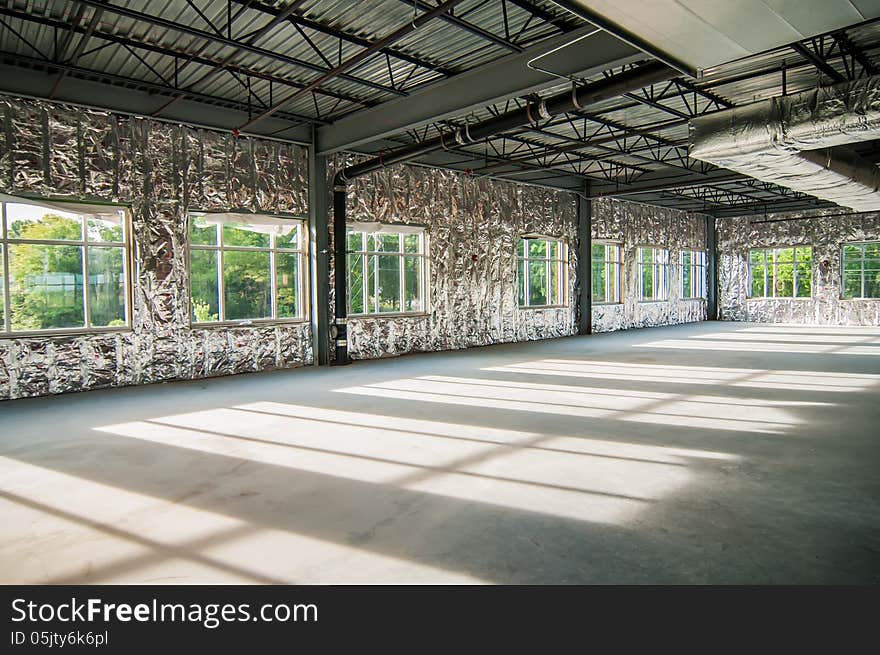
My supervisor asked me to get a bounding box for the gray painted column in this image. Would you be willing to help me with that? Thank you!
[577,185,592,335]
[706,214,718,320]
[308,127,330,365]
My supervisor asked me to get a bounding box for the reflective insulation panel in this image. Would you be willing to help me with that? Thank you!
[590,198,708,333]
[330,158,580,359]
[717,209,880,325]
[0,96,311,400]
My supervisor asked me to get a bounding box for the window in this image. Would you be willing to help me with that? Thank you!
[680,250,707,299]
[749,247,812,298]
[188,213,306,324]
[842,242,880,299]
[517,237,566,308]
[638,247,669,301]
[346,226,427,315]
[591,242,622,304]
[1,198,129,334]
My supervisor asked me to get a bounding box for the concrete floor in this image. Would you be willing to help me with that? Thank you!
[1,321,879,584]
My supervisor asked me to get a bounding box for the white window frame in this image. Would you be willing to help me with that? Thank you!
[187,212,308,326]
[680,250,707,300]
[638,246,670,302]
[841,241,880,300]
[591,241,623,304]
[1,197,132,336]
[346,225,429,317]
[748,246,813,299]
[517,236,568,309]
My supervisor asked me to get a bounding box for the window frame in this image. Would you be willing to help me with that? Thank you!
[747,246,813,299]
[591,241,623,305]
[679,249,707,300]
[840,241,880,300]
[187,212,309,327]
[517,236,568,309]
[637,246,670,303]
[1,197,133,337]
[345,225,429,318]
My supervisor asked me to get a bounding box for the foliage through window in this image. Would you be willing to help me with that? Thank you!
[591,242,622,304]
[346,227,427,315]
[748,247,812,298]
[518,237,566,308]
[188,214,305,324]
[841,242,880,299]
[680,250,707,299]
[638,247,669,301]
[1,199,129,334]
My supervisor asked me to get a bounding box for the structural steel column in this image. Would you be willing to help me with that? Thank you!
[308,126,330,365]
[706,214,718,320]
[577,184,592,335]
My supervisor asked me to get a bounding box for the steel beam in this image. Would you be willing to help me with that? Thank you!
[308,127,331,366]
[706,215,718,320]
[317,25,641,154]
[577,184,592,335]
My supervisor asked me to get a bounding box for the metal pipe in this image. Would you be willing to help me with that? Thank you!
[330,61,674,364]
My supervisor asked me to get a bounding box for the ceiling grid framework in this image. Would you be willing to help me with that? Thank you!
[0,0,878,216]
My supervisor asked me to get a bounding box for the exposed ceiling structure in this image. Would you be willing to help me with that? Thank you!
[1,0,879,217]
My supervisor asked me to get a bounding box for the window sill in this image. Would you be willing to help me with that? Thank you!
[0,326,132,339]
[680,297,707,302]
[839,297,880,301]
[747,297,813,301]
[593,301,623,306]
[518,304,568,310]
[191,318,308,329]
[348,312,430,319]
[637,299,669,304]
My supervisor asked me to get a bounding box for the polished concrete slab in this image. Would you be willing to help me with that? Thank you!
[1,321,878,584]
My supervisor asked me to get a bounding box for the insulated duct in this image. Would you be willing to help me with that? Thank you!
[689,76,880,212]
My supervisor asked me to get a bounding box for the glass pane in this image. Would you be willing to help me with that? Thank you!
[609,262,620,302]
[404,234,420,254]
[88,246,126,326]
[517,239,525,258]
[348,231,364,252]
[189,215,218,246]
[750,265,765,297]
[377,234,400,253]
[376,254,400,313]
[549,241,560,260]
[865,269,880,298]
[775,263,794,297]
[749,250,765,266]
[190,249,219,322]
[367,235,376,252]
[517,258,525,306]
[528,260,547,305]
[795,249,812,298]
[7,204,83,241]
[682,262,692,297]
[276,253,300,318]
[641,263,654,300]
[592,261,606,302]
[864,242,880,262]
[224,250,271,320]
[404,255,422,311]
[549,259,560,304]
[681,250,692,268]
[275,222,300,250]
[591,243,605,261]
[529,240,547,258]
[843,244,862,261]
[843,272,862,299]
[87,211,124,242]
[8,244,84,330]
[348,253,365,314]
[223,223,270,248]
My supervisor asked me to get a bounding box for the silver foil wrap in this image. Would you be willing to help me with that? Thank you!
[329,158,580,359]
[689,76,880,211]
[591,198,708,333]
[0,96,311,400]
[717,209,880,325]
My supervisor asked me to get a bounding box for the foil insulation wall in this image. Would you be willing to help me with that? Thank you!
[329,158,580,359]
[0,96,311,400]
[591,198,708,332]
[717,209,880,324]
